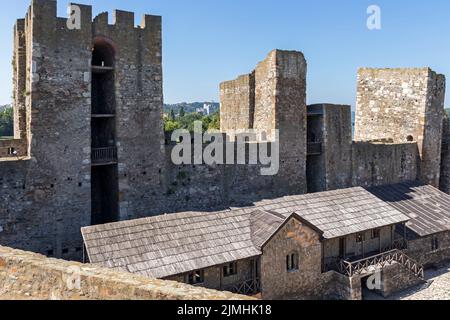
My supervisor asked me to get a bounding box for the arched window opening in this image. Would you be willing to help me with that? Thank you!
[406,135,414,142]
[286,252,299,272]
[92,39,115,67]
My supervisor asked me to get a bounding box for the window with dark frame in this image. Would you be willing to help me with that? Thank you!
[371,229,381,239]
[356,233,364,243]
[286,252,299,272]
[431,236,440,251]
[186,270,205,285]
[223,262,238,277]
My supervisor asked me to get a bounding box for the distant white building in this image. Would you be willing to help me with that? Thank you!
[196,103,213,115]
[203,103,211,115]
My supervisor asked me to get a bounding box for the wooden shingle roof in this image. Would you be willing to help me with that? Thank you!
[254,187,410,239]
[82,186,412,279]
[367,182,450,237]
[82,210,276,279]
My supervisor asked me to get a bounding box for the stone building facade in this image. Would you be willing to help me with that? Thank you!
[84,185,440,300]
[1,0,449,269]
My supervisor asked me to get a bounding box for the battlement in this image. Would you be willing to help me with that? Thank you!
[26,0,160,33]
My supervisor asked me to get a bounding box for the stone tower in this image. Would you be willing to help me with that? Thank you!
[0,0,164,259]
[306,104,352,193]
[220,50,308,195]
[354,68,446,187]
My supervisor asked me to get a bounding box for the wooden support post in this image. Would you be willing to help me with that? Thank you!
[379,232,382,253]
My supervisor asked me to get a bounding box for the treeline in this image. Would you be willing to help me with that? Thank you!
[164,108,220,133]
[0,106,13,138]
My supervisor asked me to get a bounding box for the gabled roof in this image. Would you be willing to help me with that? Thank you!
[254,187,410,239]
[82,209,283,279]
[82,186,411,279]
[367,182,450,237]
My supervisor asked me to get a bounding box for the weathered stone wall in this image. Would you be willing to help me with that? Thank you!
[270,51,307,194]
[306,104,352,193]
[407,232,450,267]
[0,1,165,260]
[220,50,307,195]
[0,246,252,300]
[0,0,92,260]
[260,217,323,300]
[440,114,450,194]
[380,263,423,298]
[92,11,165,222]
[352,142,419,187]
[323,105,353,190]
[327,273,363,301]
[220,74,255,134]
[354,68,446,187]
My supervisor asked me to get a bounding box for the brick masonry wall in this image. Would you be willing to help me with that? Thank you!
[0,246,252,300]
[354,68,445,187]
[352,142,419,187]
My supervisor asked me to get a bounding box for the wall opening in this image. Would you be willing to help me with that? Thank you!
[91,38,119,225]
[91,164,119,225]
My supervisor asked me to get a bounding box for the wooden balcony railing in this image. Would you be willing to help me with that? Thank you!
[91,147,117,165]
[337,249,424,280]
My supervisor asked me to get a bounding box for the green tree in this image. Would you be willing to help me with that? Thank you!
[0,106,13,138]
[169,109,176,121]
[164,119,181,132]
[179,106,185,118]
[206,111,220,130]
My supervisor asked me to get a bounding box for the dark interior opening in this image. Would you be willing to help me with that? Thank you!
[91,165,119,225]
[91,38,119,226]
[91,118,116,148]
[92,71,116,115]
[92,41,115,67]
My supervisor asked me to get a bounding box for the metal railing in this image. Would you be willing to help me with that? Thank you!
[231,278,261,296]
[91,147,117,164]
[307,142,322,156]
[337,249,424,280]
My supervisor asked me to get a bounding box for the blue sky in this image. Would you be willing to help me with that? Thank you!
[1,0,450,108]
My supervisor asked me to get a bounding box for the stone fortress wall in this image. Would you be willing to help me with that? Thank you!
[0,246,251,300]
[0,0,449,264]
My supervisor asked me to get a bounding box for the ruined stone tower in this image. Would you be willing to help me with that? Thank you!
[0,0,164,259]
[220,50,308,194]
[354,68,446,187]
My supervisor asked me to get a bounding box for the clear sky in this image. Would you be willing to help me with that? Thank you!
[1,0,450,108]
